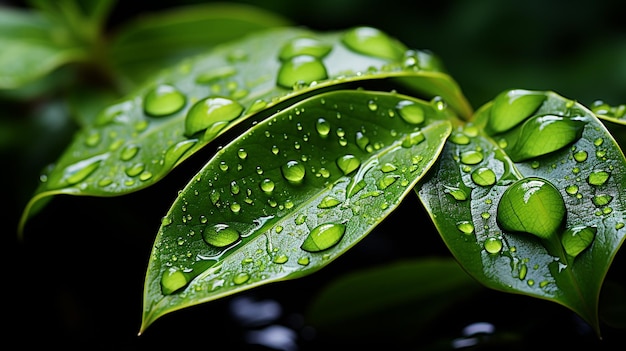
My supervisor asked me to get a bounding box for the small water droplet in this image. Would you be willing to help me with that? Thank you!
[233,272,250,285]
[565,184,579,195]
[341,26,405,60]
[185,97,244,137]
[573,150,588,162]
[587,170,610,186]
[484,237,503,254]
[450,132,470,145]
[318,195,341,208]
[61,155,104,186]
[457,221,475,234]
[367,100,378,111]
[281,160,306,184]
[401,131,425,148]
[276,55,328,89]
[336,154,361,175]
[144,84,186,117]
[355,131,370,151]
[301,223,346,252]
[203,223,240,247]
[120,144,140,161]
[460,150,484,165]
[471,167,497,187]
[161,267,189,295]
[315,118,331,137]
[592,194,613,207]
[444,186,468,201]
[396,100,425,125]
[561,226,596,258]
[273,254,289,264]
[377,174,399,190]
[295,214,307,225]
[297,256,310,266]
[237,148,248,160]
[260,178,275,193]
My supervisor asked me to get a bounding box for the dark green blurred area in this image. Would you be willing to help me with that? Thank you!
[4,0,625,350]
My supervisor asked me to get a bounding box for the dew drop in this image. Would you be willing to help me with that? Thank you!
[301,223,346,252]
[377,174,399,190]
[355,131,370,151]
[496,177,565,240]
[162,140,196,169]
[120,144,140,161]
[318,195,341,209]
[144,84,186,117]
[587,170,610,186]
[592,194,613,207]
[233,272,250,285]
[336,154,361,175]
[297,256,310,266]
[61,155,104,186]
[561,226,597,258]
[457,221,475,234]
[237,148,248,160]
[471,167,497,187]
[260,178,275,193]
[460,150,483,165]
[276,55,328,89]
[273,254,289,264]
[401,131,425,148]
[341,26,405,60]
[396,100,425,125]
[161,267,189,295]
[573,150,588,162]
[565,184,579,195]
[444,186,468,201]
[484,237,503,254]
[281,160,306,184]
[315,118,331,137]
[450,132,471,145]
[185,97,244,137]
[202,223,240,247]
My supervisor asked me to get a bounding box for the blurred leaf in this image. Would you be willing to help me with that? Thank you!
[140,90,454,333]
[417,89,626,336]
[108,2,293,87]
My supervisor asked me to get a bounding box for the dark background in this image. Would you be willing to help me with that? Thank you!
[5,0,626,349]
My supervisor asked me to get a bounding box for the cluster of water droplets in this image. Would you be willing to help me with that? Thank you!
[444,89,623,288]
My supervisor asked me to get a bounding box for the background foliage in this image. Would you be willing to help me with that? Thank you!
[5,0,625,349]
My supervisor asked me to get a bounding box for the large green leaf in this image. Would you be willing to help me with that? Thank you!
[108,2,293,87]
[0,6,88,89]
[19,26,471,235]
[139,90,454,333]
[417,89,626,336]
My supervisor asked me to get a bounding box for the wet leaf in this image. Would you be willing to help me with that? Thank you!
[139,90,454,332]
[19,25,470,235]
[417,89,626,336]
[590,100,626,126]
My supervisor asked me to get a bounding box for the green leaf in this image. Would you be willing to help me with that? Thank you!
[139,90,454,333]
[306,257,483,341]
[590,100,626,126]
[0,6,88,89]
[417,89,626,336]
[19,25,470,235]
[108,2,293,87]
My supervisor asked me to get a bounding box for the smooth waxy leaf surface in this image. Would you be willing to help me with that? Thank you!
[19,25,471,235]
[140,90,454,332]
[417,89,626,335]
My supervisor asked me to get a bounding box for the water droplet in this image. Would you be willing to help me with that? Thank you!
[496,177,565,240]
[297,256,310,266]
[341,26,405,60]
[260,178,275,193]
[161,267,189,295]
[276,55,328,89]
[185,97,244,137]
[202,223,240,247]
[125,162,145,177]
[279,37,332,61]
[273,254,289,264]
[377,174,399,190]
[381,163,397,173]
[315,118,331,137]
[144,84,186,117]
[457,221,475,234]
[233,272,250,285]
[471,167,497,187]
[318,195,341,208]
[401,131,425,148]
[301,223,346,252]
[396,100,425,124]
[561,226,596,258]
[460,150,483,165]
[162,140,196,169]
[484,237,503,254]
[336,154,361,175]
[355,131,370,151]
[592,194,613,207]
[271,145,280,155]
[367,100,378,111]
[450,132,471,145]
[587,170,610,186]
[444,185,468,201]
[195,66,237,84]
[281,160,306,184]
[488,89,546,134]
[573,150,588,162]
[237,148,248,160]
[565,184,579,195]
[295,214,307,225]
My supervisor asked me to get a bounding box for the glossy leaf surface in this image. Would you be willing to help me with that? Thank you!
[417,89,626,335]
[19,25,471,234]
[140,90,454,332]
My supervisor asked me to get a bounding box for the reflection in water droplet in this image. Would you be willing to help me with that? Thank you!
[276,55,328,89]
[144,84,186,117]
[203,223,240,247]
[185,97,244,137]
[396,100,425,125]
[120,144,140,161]
[561,226,596,258]
[281,160,306,184]
[496,177,565,240]
[301,223,346,252]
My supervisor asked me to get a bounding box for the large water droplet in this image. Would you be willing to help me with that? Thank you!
[587,170,610,186]
[484,237,503,254]
[318,195,341,209]
[496,177,566,240]
[276,55,328,89]
[144,84,186,117]
[341,26,405,60]
[471,167,497,187]
[203,223,241,247]
[300,223,346,252]
[281,160,306,184]
[561,226,596,258]
[396,100,425,125]
[279,37,332,61]
[506,115,587,162]
[185,97,244,137]
[460,150,483,165]
[260,178,275,193]
[336,154,361,175]
[161,267,189,295]
[488,89,546,134]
